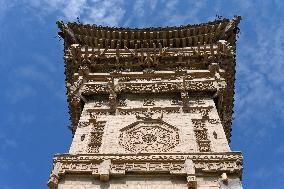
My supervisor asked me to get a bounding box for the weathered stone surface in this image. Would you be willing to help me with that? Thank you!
[58,175,189,189]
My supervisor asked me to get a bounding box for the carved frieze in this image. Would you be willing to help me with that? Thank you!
[80,79,225,96]
[111,162,185,174]
[88,106,216,116]
[51,153,243,162]
[118,99,127,107]
[194,161,242,173]
[184,80,216,91]
[143,98,155,106]
[116,82,182,93]
[183,106,213,114]
[48,152,243,188]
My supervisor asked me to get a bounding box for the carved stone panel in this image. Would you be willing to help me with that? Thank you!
[119,121,179,153]
[87,121,106,153]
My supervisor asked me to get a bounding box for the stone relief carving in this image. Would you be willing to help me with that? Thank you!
[143,98,155,106]
[48,153,243,188]
[93,100,104,107]
[118,99,127,107]
[119,120,179,153]
[78,121,90,128]
[87,121,106,153]
[171,99,181,105]
[192,119,211,152]
[51,153,243,162]
[89,106,216,116]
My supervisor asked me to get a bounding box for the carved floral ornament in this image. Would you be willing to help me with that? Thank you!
[119,120,180,153]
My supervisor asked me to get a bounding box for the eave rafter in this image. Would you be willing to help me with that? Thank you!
[58,16,241,142]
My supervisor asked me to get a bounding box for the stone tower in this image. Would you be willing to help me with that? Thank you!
[48,16,243,189]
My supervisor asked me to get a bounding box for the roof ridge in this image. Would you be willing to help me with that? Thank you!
[57,17,233,31]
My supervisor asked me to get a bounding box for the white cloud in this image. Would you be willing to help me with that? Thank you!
[83,0,125,26]
[2,0,282,146]
[21,0,125,26]
[149,0,158,11]
[228,2,284,144]
[61,0,87,21]
[133,0,158,17]
[159,1,206,26]
[133,0,145,17]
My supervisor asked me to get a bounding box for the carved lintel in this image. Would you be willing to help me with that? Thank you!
[82,79,224,95]
[110,163,126,175]
[52,153,243,163]
[47,153,243,188]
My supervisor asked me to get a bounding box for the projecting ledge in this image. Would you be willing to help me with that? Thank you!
[47,152,242,188]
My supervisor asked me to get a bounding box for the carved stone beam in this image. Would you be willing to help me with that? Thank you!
[209,63,226,99]
[78,65,90,77]
[47,162,62,189]
[99,46,109,57]
[219,16,241,40]
[78,93,87,103]
[209,62,220,76]
[181,77,189,106]
[108,78,117,110]
[185,159,197,189]
[124,46,137,57]
[47,174,59,189]
[57,21,78,44]
[98,160,111,181]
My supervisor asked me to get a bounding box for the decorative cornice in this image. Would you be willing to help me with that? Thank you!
[48,152,243,188]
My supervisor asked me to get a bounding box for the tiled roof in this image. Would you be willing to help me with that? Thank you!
[57,16,240,48]
[57,16,241,142]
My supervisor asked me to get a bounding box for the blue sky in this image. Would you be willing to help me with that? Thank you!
[0,0,284,188]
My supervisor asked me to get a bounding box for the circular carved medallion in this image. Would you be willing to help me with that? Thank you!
[119,121,179,153]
